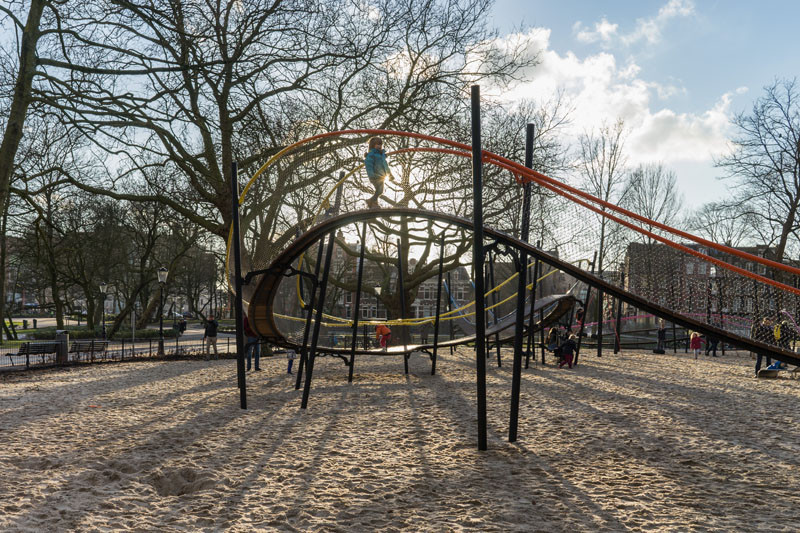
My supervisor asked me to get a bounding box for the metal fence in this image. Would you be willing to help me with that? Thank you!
[0,334,251,371]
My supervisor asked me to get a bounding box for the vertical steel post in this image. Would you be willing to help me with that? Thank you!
[574,252,596,366]
[295,240,325,390]
[301,230,336,409]
[348,222,368,382]
[488,250,501,366]
[597,288,604,358]
[719,275,727,355]
[447,271,455,354]
[614,271,624,354]
[230,161,247,409]
[525,244,541,369]
[509,122,533,442]
[471,85,488,451]
[539,309,545,365]
[432,233,446,375]
[397,238,409,373]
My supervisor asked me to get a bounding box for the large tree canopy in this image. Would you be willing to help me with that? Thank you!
[20,0,533,239]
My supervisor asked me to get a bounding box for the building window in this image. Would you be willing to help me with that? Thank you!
[698,263,706,275]
[686,263,694,275]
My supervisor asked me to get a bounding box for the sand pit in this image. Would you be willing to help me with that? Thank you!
[1,348,799,531]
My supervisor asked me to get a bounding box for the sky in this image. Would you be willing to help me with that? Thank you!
[486,0,799,208]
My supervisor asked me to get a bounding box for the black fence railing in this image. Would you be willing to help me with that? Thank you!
[0,335,254,371]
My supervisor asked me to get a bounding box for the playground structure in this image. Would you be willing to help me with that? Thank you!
[227,87,800,449]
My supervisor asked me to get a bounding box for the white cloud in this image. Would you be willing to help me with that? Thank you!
[624,0,695,45]
[574,18,618,44]
[572,0,696,48]
[626,92,734,164]
[493,27,733,170]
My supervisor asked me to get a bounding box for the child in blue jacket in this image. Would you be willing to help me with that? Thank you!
[364,136,393,208]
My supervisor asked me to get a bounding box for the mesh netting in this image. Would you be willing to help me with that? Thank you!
[229,129,800,355]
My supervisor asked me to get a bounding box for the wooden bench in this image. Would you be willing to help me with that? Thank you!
[7,342,59,368]
[69,340,109,362]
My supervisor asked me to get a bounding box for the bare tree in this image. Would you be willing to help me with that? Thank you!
[716,78,800,263]
[575,118,628,273]
[622,162,683,241]
[34,0,533,240]
[688,201,758,247]
[621,162,683,298]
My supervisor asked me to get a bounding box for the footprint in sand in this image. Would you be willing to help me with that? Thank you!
[147,467,220,496]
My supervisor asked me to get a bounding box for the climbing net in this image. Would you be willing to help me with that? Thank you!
[229,129,800,353]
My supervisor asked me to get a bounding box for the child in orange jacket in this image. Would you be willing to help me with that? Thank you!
[376,323,392,351]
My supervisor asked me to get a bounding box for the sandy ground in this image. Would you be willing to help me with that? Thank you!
[1,347,799,532]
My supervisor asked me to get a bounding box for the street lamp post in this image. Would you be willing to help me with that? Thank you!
[157,267,168,356]
[374,286,382,319]
[98,282,107,339]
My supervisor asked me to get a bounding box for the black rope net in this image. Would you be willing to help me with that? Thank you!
[229,130,800,356]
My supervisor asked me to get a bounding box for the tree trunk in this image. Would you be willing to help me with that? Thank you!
[0,197,7,343]
[0,0,45,230]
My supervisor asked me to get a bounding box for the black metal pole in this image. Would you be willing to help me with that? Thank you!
[348,221,367,382]
[158,285,165,356]
[230,161,247,409]
[301,230,336,409]
[471,85,488,451]
[574,252,596,366]
[488,250,501,366]
[510,122,533,442]
[296,240,325,390]
[432,233,445,375]
[597,289,604,358]
[447,272,455,355]
[614,272,624,354]
[525,245,541,369]
[719,276,726,356]
[539,309,545,365]
[398,238,409,373]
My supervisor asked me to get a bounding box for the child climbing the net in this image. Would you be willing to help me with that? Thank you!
[364,136,394,209]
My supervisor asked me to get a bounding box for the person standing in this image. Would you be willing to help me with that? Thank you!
[753,317,773,376]
[558,334,577,369]
[574,308,585,331]
[705,336,719,357]
[376,323,392,351]
[364,136,394,209]
[244,315,260,371]
[656,320,667,352]
[689,331,704,360]
[203,314,219,360]
[287,349,297,374]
